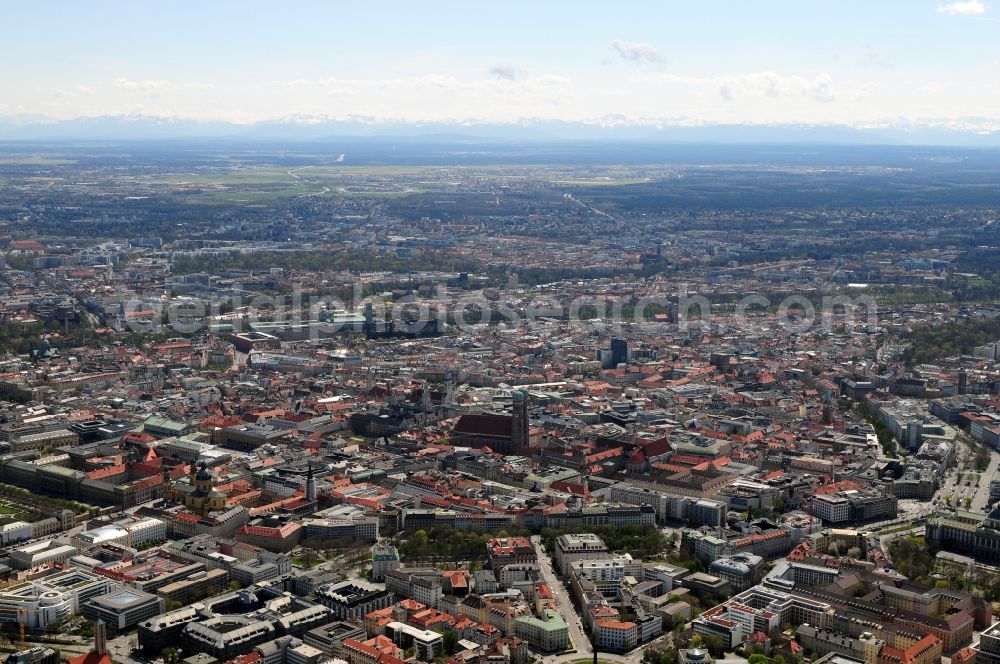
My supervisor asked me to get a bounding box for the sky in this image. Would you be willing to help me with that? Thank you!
[1,0,999,129]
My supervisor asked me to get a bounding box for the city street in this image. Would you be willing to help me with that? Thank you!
[107,633,146,664]
[530,535,591,658]
[971,449,999,512]
[875,445,1000,566]
[863,499,934,533]
[929,442,999,512]
[2,12,997,664]
[530,536,673,664]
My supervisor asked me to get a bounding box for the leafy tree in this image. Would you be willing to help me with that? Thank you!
[901,316,1000,366]
[443,631,457,655]
[889,536,935,580]
[172,251,482,281]
[974,445,991,472]
[856,400,897,457]
[298,547,320,568]
[643,647,679,664]
[540,524,667,560]
[679,557,705,573]
[704,635,726,658]
[980,571,1000,601]
[398,527,519,562]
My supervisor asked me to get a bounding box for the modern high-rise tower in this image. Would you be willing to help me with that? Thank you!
[611,338,628,366]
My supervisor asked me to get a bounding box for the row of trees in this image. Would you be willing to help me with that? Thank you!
[977,570,1000,602]
[642,633,728,662]
[540,524,668,560]
[889,542,1000,601]
[855,400,897,458]
[0,302,177,356]
[398,526,531,563]
[0,482,95,520]
[888,536,936,582]
[973,443,992,472]
[172,250,482,277]
[397,524,667,564]
[901,316,1000,366]
[950,247,1000,301]
[0,318,100,355]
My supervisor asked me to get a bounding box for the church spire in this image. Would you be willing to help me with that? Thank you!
[305,462,317,501]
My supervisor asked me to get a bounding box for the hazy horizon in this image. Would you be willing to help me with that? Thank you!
[2,0,999,142]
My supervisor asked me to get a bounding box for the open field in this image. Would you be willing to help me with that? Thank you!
[148,167,460,201]
[122,163,700,213]
[0,503,24,519]
[140,170,327,202]
[288,165,441,176]
[551,177,653,186]
[0,483,94,521]
[0,155,78,165]
[161,170,300,185]
[186,186,327,203]
[146,163,679,185]
[154,169,324,201]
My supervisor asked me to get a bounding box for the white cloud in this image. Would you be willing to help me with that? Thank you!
[53,85,94,99]
[717,72,837,102]
[6,60,979,128]
[114,78,179,93]
[611,40,665,64]
[857,44,893,69]
[489,66,521,81]
[277,73,569,97]
[112,79,214,98]
[642,71,839,103]
[936,0,986,15]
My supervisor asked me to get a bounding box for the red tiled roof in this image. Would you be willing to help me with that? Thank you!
[68,655,112,664]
